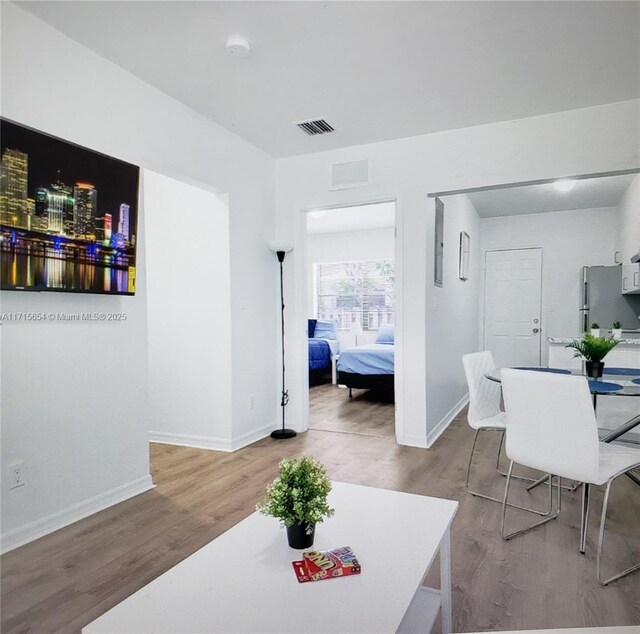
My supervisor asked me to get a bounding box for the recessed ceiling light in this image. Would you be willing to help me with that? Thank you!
[225,35,251,58]
[553,179,577,193]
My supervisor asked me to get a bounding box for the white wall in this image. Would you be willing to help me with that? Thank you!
[617,174,640,263]
[145,171,233,449]
[480,207,618,353]
[306,227,395,347]
[275,99,640,447]
[427,195,481,443]
[0,4,276,550]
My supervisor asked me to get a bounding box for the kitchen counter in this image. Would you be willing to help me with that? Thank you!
[548,337,640,345]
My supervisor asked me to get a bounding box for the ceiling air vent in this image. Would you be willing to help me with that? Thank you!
[296,118,335,136]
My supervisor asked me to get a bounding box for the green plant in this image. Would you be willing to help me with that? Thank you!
[591,323,600,329]
[613,321,621,329]
[566,333,620,363]
[257,456,335,530]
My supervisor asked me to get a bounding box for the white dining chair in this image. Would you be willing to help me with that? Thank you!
[462,352,551,514]
[500,368,640,585]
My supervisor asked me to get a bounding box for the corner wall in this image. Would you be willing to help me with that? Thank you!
[617,174,640,263]
[275,99,640,445]
[0,3,277,550]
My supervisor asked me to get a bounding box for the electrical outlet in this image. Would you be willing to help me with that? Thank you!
[8,461,25,489]
[248,395,255,411]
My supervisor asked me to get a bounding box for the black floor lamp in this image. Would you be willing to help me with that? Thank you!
[268,240,296,440]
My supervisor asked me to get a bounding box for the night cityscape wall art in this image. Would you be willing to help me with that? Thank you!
[0,118,140,295]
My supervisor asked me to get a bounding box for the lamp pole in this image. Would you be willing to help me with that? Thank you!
[270,248,296,440]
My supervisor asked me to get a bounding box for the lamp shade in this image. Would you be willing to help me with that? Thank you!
[268,240,294,254]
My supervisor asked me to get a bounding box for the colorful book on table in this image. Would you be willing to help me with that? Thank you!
[292,546,361,583]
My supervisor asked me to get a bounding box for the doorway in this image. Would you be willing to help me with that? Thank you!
[304,201,397,438]
[483,247,543,367]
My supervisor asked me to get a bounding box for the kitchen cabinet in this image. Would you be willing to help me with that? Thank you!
[621,263,640,294]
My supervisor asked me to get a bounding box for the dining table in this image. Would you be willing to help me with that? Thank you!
[485,366,640,487]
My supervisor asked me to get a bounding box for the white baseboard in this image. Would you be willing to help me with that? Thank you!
[149,430,234,452]
[149,422,275,453]
[230,422,277,451]
[0,475,155,554]
[426,393,469,448]
[400,433,429,449]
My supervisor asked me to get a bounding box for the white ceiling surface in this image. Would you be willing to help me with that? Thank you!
[465,174,637,218]
[18,1,640,158]
[306,202,395,234]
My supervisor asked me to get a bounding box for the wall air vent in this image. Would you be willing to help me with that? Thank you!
[296,118,335,136]
[330,159,371,190]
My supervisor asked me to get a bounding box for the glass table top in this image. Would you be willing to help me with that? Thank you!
[485,367,640,397]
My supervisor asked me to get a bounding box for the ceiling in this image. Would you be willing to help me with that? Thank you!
[18,1,640,158]
[306,202,395,234]
[464,173,637,218]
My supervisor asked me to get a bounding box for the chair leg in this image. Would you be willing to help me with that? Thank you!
[501,461,561,540]
[597,475,640,585]
[580,483,590,554]
[527,472,581,493]
[466,430,552,516]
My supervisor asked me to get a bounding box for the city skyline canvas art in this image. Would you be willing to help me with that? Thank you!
[0,118,140,295]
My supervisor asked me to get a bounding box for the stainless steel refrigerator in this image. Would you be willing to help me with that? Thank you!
[580,265,640,332]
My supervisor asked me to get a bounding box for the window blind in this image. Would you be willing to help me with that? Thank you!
[315,259,394,331]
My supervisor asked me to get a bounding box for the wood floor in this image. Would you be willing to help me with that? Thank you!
[309,382,395,437]
[2,411,639,633]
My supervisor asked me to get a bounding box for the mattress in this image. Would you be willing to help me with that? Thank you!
[337,344,395,375]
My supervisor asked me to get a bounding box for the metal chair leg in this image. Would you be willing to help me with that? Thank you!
[501,461,561,540]
[526,471,581,493]
[580,483,590,554]
[597,475,640,585]
[466,430,552,516]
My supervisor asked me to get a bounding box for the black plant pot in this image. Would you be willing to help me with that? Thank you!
[286,522,315,549]
[586,361,604,379]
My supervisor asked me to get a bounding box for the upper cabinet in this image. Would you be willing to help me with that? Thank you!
[622,263,640,294]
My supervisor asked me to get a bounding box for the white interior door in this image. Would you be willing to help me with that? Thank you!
[483,248,542,368]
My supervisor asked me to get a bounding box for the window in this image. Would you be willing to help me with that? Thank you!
[315,259,394,331]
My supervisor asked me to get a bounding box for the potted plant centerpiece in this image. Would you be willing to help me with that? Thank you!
[566,333,620,378]
[257,455,335,549]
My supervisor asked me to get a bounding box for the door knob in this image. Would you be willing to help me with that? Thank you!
[533,328,540,333]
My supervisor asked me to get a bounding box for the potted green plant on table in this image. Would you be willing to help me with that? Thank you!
[612,321,622,340]
[566,333,620,378]
[590,323,601,337]
[257,455,335,549]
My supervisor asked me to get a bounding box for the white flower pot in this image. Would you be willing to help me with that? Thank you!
[612,329,622,340]
[590,328,600,337]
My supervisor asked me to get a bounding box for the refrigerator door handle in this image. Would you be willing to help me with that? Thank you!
[581,266,589,309]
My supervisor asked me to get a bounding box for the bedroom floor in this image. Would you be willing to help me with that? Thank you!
[308,383,395,438]
[3,412,638,633]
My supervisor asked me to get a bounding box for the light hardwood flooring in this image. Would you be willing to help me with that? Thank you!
[309,383,395,437]
[2,411,639,633]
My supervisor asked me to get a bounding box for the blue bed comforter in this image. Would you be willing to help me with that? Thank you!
[337,344,395,375]
[308,339,332,371]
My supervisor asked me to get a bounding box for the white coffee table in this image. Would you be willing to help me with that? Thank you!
[84,482,458,634]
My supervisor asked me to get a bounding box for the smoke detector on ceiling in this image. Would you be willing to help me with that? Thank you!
[225,35,251,58]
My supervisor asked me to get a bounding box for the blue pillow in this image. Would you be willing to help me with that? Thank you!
[313,319,338,340]
[375,325,395,344]
[308,319,317,338]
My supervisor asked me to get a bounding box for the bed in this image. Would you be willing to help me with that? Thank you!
[308,319,340,385]
[337,325,395,401]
